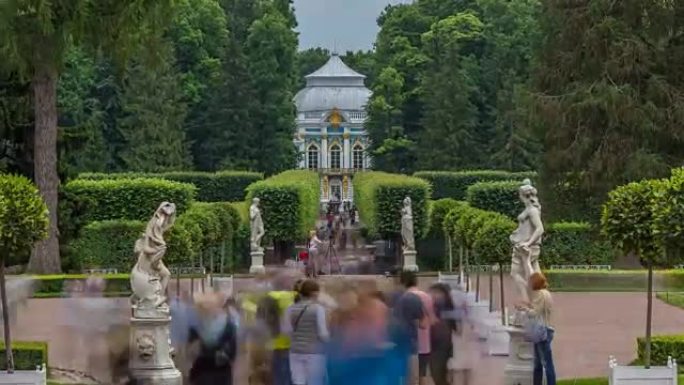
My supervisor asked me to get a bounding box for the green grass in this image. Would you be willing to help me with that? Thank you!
[657,292,684,309]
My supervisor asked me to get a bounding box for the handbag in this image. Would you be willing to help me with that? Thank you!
[524,312,548,343]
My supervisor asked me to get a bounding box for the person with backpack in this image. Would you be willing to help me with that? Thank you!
[283,280,329,385]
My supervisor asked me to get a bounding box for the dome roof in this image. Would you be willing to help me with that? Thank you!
[295,54,371,113]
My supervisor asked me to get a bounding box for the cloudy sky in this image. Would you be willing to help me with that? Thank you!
[293,0,411,52]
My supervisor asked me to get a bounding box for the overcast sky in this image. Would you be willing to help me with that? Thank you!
[293,0,412,52]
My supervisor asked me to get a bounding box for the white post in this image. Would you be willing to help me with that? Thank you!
[343,133,351,169]
[321,136,328,169]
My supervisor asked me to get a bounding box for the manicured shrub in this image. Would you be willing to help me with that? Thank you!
[542,222,615,267]
[466,180,522,219]
[63,178,196,223]
[0,341,48,370]
[637,335,684,370]
[654,168,684,261]
[414,170,537,200]
[426,199,465,238]
[69,220,145,271]
[353,172,431,239]
[245,170,320,241]
[78,171,263,202]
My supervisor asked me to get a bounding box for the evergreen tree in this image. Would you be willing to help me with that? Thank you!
[245,9,298,174]
[0,0,173,272]
[118,55,192,172]
[531,0,684,220]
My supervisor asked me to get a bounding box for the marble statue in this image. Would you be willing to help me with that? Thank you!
[510,179,544,304]
[130,202,175,310]
[250,197,265,252]
[401,196,415,252]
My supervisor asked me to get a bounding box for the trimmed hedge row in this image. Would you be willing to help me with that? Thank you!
[0,341,48,370]
[245,170,320,242]
[353,172,431,239]
[69,202,241,271]
[62,178,196,223]
[466,180,521,219]
[426,199,465,238]
[78,171,263,202]
[637,335,684,370]
[543,222,615,266]
[414,170,536,200]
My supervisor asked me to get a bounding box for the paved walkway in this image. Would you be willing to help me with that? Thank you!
[9,275,684,383]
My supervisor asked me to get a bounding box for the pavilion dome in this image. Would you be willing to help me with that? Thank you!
[294,54,371,113]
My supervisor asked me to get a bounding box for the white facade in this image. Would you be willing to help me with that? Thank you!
[293,54,372,203]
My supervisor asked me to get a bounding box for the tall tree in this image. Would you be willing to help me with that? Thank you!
[531,0,684,220]
[341,50,376,86]
[295,47,330,90]
[418,13,485,170]
[0,0,172,272]
[245,9,299,174]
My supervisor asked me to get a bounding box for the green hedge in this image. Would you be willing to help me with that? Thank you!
[466,180,521,219]
[543,222,615,267]
[0,341,48,370]
[68,202,240,271]
[78,171,263,202]
[414,170,536,200]
[637,335,684,370]
[245,170,320,242]
[427,199,465,238]
[62,178,196,223]
[353,172,431,239]
[33,274,131,297]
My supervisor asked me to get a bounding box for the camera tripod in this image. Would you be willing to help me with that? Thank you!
[324,236,341,275]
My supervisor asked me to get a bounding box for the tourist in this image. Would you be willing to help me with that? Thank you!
[308,229,323,278]
[189,292,237,385]
[283,279,329,385]
[390,271,426,385]
[427,284,457,385]
[520,272,556,385]
[406,277,435,385]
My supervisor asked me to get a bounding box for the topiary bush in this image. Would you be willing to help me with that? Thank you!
[245,170,320,242]
[466,180,522,219]
[0,341,48,370]
[414,170,537,200]
[427,199,466,238]
[63,178,196,223]
[637,335,684,370]
[353,171,431,239]
[78,171,263,202]
[542,222,615,267]
[69,220,145,271]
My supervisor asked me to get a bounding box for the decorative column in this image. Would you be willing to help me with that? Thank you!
[321,134,328,169]
[295,133,305,169]
[343,131,351,169]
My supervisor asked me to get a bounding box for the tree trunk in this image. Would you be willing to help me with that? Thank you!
[475,252,480,302]
[464,249,470,292]
[488,265,494,312]
[645,261,653,368]
[0,255,14,373]
[28,65,61,274]
[499,262,506,325]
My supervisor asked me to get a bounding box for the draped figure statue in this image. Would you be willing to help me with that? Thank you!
[510,179,544,304]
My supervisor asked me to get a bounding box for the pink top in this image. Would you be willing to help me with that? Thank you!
[409,287,435,354]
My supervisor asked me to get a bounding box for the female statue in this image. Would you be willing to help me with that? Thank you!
[130,201,176,309]
[250,197,265,252]
[401,196,415,252]
[510,179,544,303]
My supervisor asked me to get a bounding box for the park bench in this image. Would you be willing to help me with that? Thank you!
[609,356,677,385]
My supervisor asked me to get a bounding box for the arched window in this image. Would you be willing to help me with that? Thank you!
[307,144,319,169]
[353,144,364,170]
[330,144,341,169]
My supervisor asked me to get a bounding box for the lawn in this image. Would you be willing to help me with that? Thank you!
[657,291,684,309]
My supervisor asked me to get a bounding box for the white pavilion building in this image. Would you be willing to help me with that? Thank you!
[293,54,372,205]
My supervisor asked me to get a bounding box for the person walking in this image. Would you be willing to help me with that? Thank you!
[519,272,556,385]
[283,280,329,385]
[308,230,323,278]
[389,271,426,385]
[406,279,435,385]
[427,284,457,385]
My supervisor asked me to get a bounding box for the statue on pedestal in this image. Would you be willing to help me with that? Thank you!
[130,202,175,310]
[510,179,544,305]
[250,198,265,252]
[401,196,415,252]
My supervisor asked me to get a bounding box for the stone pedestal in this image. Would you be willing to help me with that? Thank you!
[504,325,534,385]
[249,250,265,274]
[129,306,182,385]
[402,250,419,272]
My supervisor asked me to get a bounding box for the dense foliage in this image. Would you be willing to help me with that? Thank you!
[415,170,535,200]
[543,222,615,267]
[637,335,684,370]
[0,341,48,371]
[245,170,320,242]
[426,199,465,238]
[353,172,431,239]
[466,180,521,219]
[78,171,263,202]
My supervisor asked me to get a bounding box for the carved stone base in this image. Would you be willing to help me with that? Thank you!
[129,307,181,384]
[504,326,534,385]
[249,250,265,274]
[402,250,418,272]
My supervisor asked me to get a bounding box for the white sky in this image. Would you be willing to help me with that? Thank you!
[293,0,412,52]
